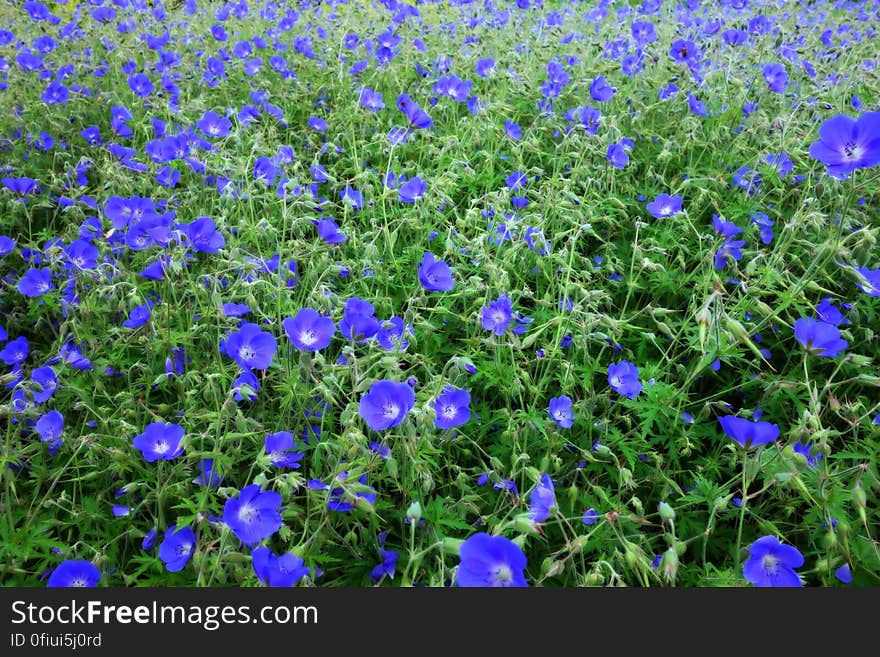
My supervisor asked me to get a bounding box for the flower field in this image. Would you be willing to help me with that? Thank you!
[1,0,879,588]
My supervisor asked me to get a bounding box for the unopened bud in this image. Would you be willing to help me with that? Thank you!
[660,547,679,582]
[853,482,867,509]
[406,501,422,522]
[541,558,564,578]
[658,501,676,524]
[442,537,463,556]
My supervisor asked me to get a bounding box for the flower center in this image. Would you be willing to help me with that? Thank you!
[154,439,168,454]
[661,205,672,215]
[238,503,257,524]
[492,564,514,586]
[176,542,191,557]
[70,577,88,587]
[762,554,780,575]
[492,311,506,325]
[842,142,863,161]
[442,405,457,419]
[300,330,316,346]
[239,346,256,362]
[382,404,400,419]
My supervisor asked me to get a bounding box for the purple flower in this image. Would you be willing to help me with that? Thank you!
[718,415,780,448]
[607,142,630,169]
[197,110,232,138]
[283,308,335,351]
[669,39,699,64]
[222,322,277,370]
[184,216,225,254]
[265,431,304,469]
[528,473,556,523]
[743,535,803,587]
[133,422,184,462]
[582,508,600,525]
[714,237,745,270]
[834,564,853,584]
[359,87,385,111]
[456,533,527,587]
[794,318,847,357]
[398,176,426,203]
[418,252,454,292]
[359,380,415,431]
[223,485,283,547]
[481,294,513,336]
[47,560,101,588]
[158,525,195,572]
[608,360,642,399]
[316,218,347,244]
[122,303,152,329]
[308,116,328,132]
[548,395,574,429]
[433,386,471,430]
[0,336,29,366]
[751,212,774,245]
[339,297,380,342]
[35,410,63,443]
[853,266,880,297]
[808,112,880,178]
[712,214,742,238]
[645,194,683,218]
[816,298,848,326]
[252,547,310,587]
[589,75,616,102]
[376,316,412,351]
[18,268,53,297]
[370,549,399,581]
[127,73,154,97]
[762,63,788,93]
[193,458,223,488]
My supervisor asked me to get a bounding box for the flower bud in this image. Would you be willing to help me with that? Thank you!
[406,501,422,523]
[442,537,463,556]
[658,501,676,524]
[660,547,678,582]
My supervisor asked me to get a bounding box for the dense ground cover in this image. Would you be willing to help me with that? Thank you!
[1,0,879,588]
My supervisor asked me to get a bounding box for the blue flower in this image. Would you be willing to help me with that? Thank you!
[548,395,574,428]
[718,415,780,448]
[122,303,152,329]
[158,525,195,573]
[794,318,847,357]
[398,176,426,203]
[133,422,184,462]
[834,564,853,584]
[265,431,304,469]
[17,268,53,297]
[456,533,527,587]
[252,547,310,587]
[608,361,642,399]
[433,386,471,430]
[743,535,803,587]
[339,297,380,342]
[370,549,400,581]
[193,458,223,488]
[481,294,513,336]
[645,193,683,219]
[359,380,415,431]
[582,508,600,525]
[528,473,556,523]
[223,485,283,547]
[35,410,63,443]
[0,336,28,366]
[222,322,277,370]
[47,560,101,588]
[283,308,335,351]
[418,252,454,292]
